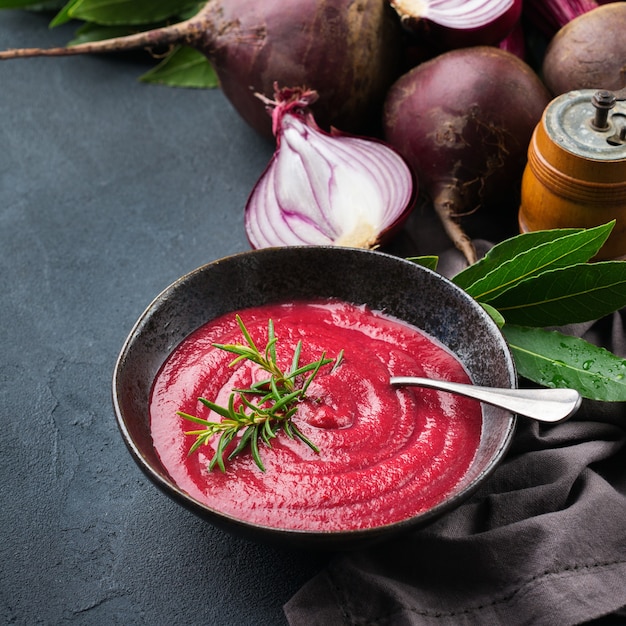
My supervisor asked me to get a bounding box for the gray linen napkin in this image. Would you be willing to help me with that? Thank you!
[284,245,626,626]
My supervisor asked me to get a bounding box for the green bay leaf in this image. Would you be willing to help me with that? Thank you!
[480,302,505,328]
[503,325,626,401]
[489,261,626,326]
[455,222,614,301]
[452,227,589,290]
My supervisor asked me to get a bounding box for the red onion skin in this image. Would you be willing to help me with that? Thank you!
[0,0,403,138]
[498,19,526,59]
[523,0,599,38]
[383,47,550,262]
[542,3,626,95]
[392,0,523,51]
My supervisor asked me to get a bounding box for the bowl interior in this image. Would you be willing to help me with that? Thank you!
[113,246,516,546]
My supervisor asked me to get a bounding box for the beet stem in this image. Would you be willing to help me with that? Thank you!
[0,5,211,60]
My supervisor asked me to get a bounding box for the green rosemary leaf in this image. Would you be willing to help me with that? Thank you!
[289,340,303,376]
[238,392,262,415]
[236,314,259,353]
[176,411,211,426]
[198,397,232,419]
[250,427,265,472]
[269,375,282,401]
[211,430,237,472]
[228,427,255,460]
[290,356,334,379]
[266,319,277,365]
[283,419,295,439]
[187,432,208,456]
[213,346,257,366]
[300,352,327,395]
[331,350,344,373]
[271,389,305,413]
[262,418,278,445]
[290,422,321,454]
[228,393,240,422]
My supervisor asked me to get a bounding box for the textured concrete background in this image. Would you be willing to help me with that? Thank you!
[0,10,338,625]
[2,9,621,626]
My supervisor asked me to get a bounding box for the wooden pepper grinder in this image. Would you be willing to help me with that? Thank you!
[519,88,626,259]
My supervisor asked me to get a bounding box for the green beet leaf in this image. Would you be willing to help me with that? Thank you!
[28,0,65,8]
[454,222,614,301]
[503,325,626,401]
[489,262,626,327]
[48,0,79,26]
[66,21,143,44]
[140,46,218,89]
[0,0,52,7]
[59,0,200,26]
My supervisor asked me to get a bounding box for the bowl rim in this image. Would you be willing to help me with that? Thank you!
[112,245,518,544]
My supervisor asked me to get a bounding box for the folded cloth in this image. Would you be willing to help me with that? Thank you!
[284,245,626,626]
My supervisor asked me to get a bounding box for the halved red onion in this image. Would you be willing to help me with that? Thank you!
[522,0,599,37]
[498,19,526,59]
[245,86,416,250]
[390,0,523,48]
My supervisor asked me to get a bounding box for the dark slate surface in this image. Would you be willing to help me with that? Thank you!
[2,8,618,626]
[0,10,340,625]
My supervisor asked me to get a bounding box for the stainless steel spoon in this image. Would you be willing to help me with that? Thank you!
[390,376,582,423]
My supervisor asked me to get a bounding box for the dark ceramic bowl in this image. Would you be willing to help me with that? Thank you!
[112,246,517,549]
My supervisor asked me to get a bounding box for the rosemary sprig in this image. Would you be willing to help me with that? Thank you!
[177,315,343,472]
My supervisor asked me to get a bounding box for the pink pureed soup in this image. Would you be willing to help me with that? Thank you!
[149,299,482,531]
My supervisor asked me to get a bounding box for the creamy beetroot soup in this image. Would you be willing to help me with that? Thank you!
[149,299,482,531]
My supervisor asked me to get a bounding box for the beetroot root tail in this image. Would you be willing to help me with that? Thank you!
[433,185,478,266]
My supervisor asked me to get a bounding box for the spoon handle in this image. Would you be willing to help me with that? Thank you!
[390,376,582,423]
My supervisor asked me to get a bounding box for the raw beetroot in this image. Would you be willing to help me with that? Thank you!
[383,46,550,263]
[542,3,626,95]
[0,0,402,138]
